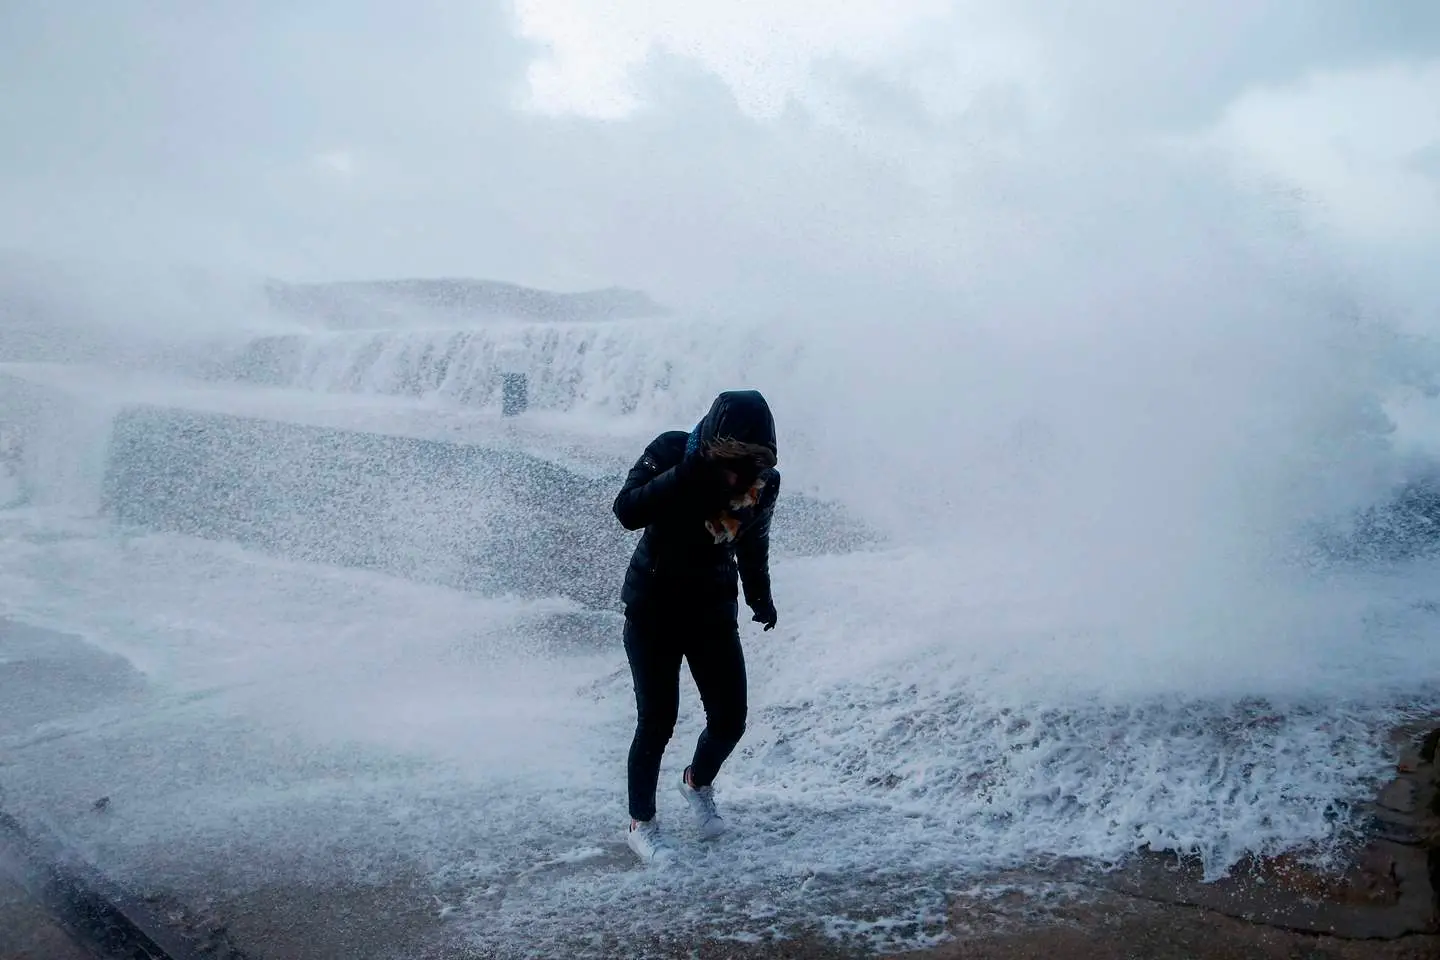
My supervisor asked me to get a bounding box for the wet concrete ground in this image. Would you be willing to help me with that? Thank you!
[2,616,1436,960]
[0,869,95,960]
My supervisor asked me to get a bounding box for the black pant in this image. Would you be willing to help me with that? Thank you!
[623,604,747,822]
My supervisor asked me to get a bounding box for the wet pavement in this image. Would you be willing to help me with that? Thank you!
[0,619,181,960]
[0,868,95,960]
[2,616,1437,960]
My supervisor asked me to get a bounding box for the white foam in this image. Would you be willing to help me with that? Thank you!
[221,319,781,428]
[0,513,1434,955]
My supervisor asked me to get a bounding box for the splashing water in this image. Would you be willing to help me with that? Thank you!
[3,145,1440,958]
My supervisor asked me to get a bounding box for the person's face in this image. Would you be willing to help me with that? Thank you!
[718,459,760,492]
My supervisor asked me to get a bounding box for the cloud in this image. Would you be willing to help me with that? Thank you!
[1200,59,1440,320]
[1210,61,1440,239]
[0,1,532,275]
[989,0,1440,132]
[514,0,954,118]
[0,0,1436,325]
[1409,142,1440,182]
[312,150,359,180]
[514,1,1440,133]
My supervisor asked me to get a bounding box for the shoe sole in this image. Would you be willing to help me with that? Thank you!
[626,830,675,863]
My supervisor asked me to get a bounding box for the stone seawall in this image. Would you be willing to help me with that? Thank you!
[101,404,627,608]
[98,405,873,611]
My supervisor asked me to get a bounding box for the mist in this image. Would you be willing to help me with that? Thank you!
[3,2,1440,957]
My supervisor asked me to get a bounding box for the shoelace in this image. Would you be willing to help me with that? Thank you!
[632,822,664,848]
[692,786,719,819]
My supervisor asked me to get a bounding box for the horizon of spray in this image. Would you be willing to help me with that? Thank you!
[4,143,1435,712]
[4,100,1438,702]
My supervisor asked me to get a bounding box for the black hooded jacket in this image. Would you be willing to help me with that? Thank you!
[612,391,780,617]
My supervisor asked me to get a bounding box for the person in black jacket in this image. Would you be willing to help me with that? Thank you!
[612,389,780,861]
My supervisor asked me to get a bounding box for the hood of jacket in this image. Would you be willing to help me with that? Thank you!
[685,390,777,464]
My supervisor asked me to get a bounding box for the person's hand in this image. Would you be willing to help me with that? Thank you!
[750,598,778,632]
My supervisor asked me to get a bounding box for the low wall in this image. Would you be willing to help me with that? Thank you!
[97,405,874,610]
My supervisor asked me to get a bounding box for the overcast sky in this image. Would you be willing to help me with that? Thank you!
[0,1,1436,319]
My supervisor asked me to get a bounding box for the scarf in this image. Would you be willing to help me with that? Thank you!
[688,422,770,543]
[704,477,766,543]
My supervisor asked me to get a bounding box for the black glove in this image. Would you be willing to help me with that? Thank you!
[750,598,778,631]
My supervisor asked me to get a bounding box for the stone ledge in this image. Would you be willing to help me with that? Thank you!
[981,720,1440,946]
[0,805,211,960]
[1091,722,1440,941]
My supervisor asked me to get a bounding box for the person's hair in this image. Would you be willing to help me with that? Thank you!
[705,437,777,468]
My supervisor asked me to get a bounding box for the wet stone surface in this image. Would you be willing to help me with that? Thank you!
[2,618,1439,959]
[0,868,95,960]
[0,620,147,737]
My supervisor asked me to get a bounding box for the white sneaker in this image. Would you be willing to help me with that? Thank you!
[677,769,726,840]
[625,819,673,862]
